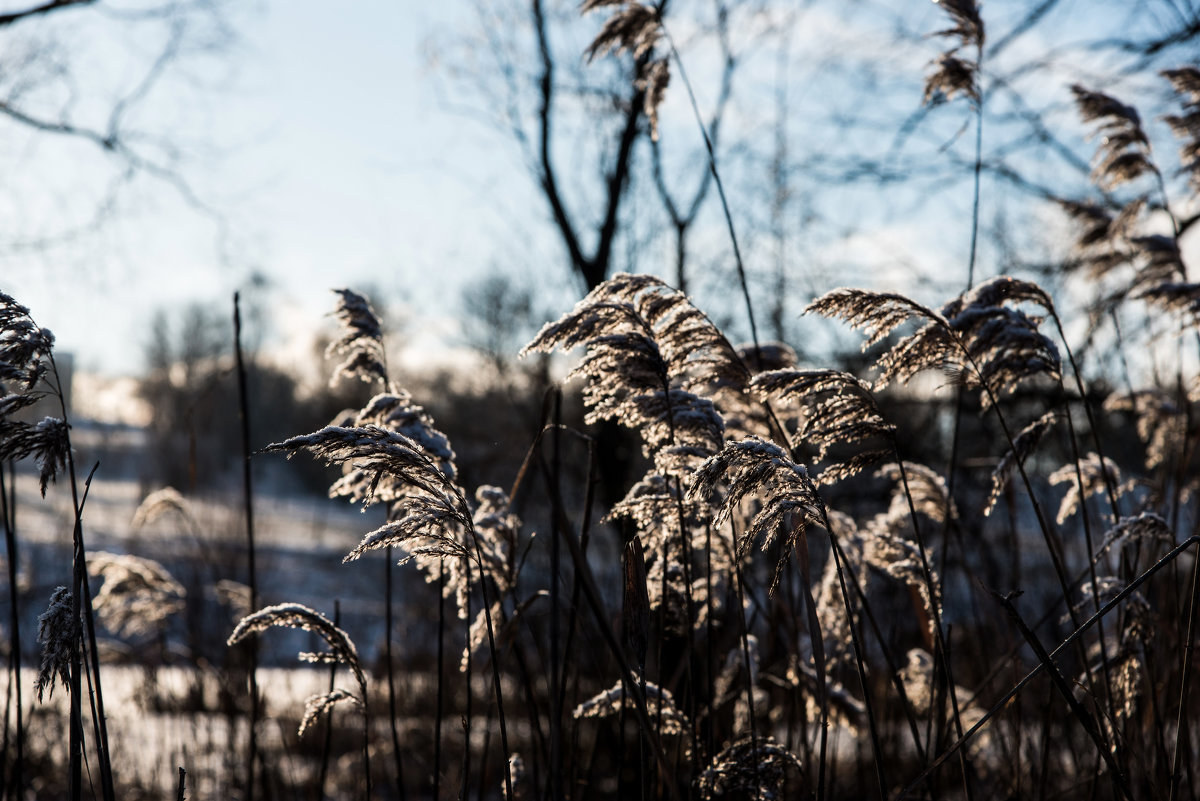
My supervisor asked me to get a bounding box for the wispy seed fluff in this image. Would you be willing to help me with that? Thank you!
[326,288,389,388]
[752,368,895,483]
[697,736,802,801]
[1072,85,1156,190]
[1049,453,1122,525]
[581,2,670,140]
[689,437,826,593]
[35,586,77,702]
[1163,66,1200,189]
[985,411,1057,516]
[807,276,1060,408]
[522,273,736,466]
[228,602,365,691]
[573,678,690,737]
[87,551,185,639]
[923,0,984,105]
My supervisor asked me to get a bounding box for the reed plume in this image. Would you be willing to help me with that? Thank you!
[1103,390,1184,471]
[34,586,76,702]
[1163,66,1200,189]
[923,0,983,105]
[696,735,802,800]
[1050,452,1123,526]
[581,2,670,140]
[985,411,1057,516]
[689,436,826,592]
[807,277,1061,408]
[574,678,690,737]
[523,274,734,474]
[1072,85,1156,190]
[327,288,389,388]
[87,552,185,639]
[752,368,895,484]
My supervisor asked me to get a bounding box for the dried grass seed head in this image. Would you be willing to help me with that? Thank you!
[327,288,388,387]
[88,551,186,638]
[573,678,690,737]
[1104,389,1184,470]
[583,2,660,62]
[267,424,468,520]
[471,485,520,594]
[228,602,365,690]
[752,368,895,464]
[985,411,1057,516]
[1049,452,1122,525]
[131,486,193,530]
[298,688,361,737]
[1072,85,1156,189]
[0,291,54,391]
[0,416,68,496]
[35,586,77,702]
[697,736,802,801]
[878,461,956,523]
[924,0,983,105]
[1094,512,1174,565]
[690,437,827,592]
[524,274,731,461]
[1162,66,1200,188]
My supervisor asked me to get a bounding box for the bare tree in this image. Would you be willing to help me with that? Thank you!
[0,0,238,251]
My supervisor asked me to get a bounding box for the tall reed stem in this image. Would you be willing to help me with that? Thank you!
[232,292,260,801]
[0,462,22,799]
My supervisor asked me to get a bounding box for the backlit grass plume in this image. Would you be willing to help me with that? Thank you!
[87,551,185,639]
[924,0,984,105]
[328,390,458,504]
[1071,85,1155,190]
[689,436,826,591]
[34,586,76,702]
[327,288,389,388]
[228,603,368,735]
[752,368,895,483]
[807,276,1061,409]
[0,291,54,391]
[265,425,471,565]
[573,678,690,737]
[1163,66,1200,189]
[581,2,670,140]
[1050,452,1123,526]
[697,735,803,801]
[0,293,68,495]
[985,411,1057,516]
[1104,389,1185,471]
[523,274,736,465]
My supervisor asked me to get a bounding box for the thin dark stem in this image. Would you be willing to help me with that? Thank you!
[992,590,1133,801]
[898,535,1200,799]
[790,534,826,801]
[232,292,259,801]
[433,560,445,801]
[826,529,888,800]
[465,538,514,801]
[537,455,682,801]
[1168,538,1200,801]
[385,546,407,801]
[0,462,22,799]
[661,24,760,360]
[317,600,340,801]
[549,391,564,801]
